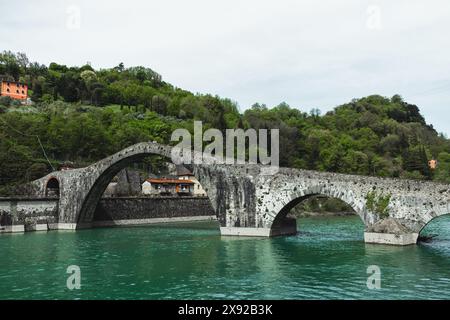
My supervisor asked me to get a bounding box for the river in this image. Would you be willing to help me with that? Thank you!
[1,215,450,300]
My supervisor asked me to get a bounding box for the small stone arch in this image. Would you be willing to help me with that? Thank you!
[45,177,60,197]
[417,210,450,237]
[270,185,371,234]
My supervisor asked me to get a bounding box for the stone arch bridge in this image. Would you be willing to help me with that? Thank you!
[32,142,450,245]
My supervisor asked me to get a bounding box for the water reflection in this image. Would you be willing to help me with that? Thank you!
[1,217,450,299]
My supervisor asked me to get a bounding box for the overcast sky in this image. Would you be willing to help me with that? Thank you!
[1,0,450,135]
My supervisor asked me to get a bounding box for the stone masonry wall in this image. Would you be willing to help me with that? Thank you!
[94,196,215,221]
[0,198,59,232]
[0,196,215,232]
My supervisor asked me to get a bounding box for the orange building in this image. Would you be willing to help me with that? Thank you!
[0,81,28,100]
[428,159,437,170]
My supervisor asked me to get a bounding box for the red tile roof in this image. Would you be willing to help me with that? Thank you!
[147,178,194,184]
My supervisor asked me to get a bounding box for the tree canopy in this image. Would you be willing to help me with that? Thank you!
[1,51,449,192]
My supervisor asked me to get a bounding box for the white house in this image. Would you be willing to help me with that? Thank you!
[141,178,195,196]
[176,165,207,196]
[142,180,153,195]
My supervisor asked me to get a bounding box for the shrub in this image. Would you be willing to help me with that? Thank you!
[0,96,12,107]
[366,191,391,218]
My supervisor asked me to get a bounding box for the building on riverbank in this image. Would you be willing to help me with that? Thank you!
[0,80,28,101]
[142,178,195,196]
[141,165,208,197]
[175,165,207,196]
[428,159,437,170]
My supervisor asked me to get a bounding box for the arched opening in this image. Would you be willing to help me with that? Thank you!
[418,213,450,244]
[78,153,217,230]
[272,194,364,241]
[45,177,60,197]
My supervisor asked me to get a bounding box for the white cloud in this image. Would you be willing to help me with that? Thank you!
[1,0,450,135]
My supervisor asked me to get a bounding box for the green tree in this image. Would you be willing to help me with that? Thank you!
[434,152,450,183]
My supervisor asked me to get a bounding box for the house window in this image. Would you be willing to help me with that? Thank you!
[22,90,24,94]
[6,88,10,92]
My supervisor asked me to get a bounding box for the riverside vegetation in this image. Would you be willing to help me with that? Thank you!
[1,50,450,204]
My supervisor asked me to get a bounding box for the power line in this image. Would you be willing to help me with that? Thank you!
[409,80,450,98]
[0,116,55,171]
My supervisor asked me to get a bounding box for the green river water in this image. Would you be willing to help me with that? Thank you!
[1,215,450,300]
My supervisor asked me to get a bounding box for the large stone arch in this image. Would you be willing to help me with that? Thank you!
[78,153,166,224]
[76,145,229,227]
[33,142,225,229]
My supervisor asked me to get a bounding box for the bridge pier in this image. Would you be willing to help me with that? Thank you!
[364,232,419,246]
[0,224,25,233]
[363,217,421,245]
[220,217,297,237]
